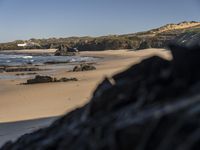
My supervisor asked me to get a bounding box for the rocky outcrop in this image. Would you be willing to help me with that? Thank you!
[0,67,5,73]
[25,75,77,84]
[55,45,77,56]
[26,75,53,84]
[55,77,78,82]
[0,66,42,73]
[73,63,96,72]
[16,72,37,76]
[2,42,200,150]
[173,32,200,47]
[75,37,140,51]
[44,61,70,64]
[4,67,40,72]
[137,40,152,50]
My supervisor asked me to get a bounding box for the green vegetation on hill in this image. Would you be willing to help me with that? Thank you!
[0,21,199,51]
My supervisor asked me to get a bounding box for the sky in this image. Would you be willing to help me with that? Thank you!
[0,0,199,42]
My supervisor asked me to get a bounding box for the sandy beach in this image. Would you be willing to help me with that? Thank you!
[0,48,171,146]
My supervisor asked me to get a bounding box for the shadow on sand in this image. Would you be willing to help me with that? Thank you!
[0,116,58,147]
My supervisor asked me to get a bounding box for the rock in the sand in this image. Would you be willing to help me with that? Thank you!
[55,77,78,82]
[16,72,37,76]
[0,66,6,73]
[4,67,40,72]
[44,61,70,65]
[26,75,53,84]
[73,63,96,72]
[55,44,77,56]
[25,75,78,84]
[2,43,200,150]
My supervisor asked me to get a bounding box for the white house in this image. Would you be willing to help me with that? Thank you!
[17,43,27,47]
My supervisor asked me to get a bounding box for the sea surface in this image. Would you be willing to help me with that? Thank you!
[0,54,97,66]
[0,53,98,80]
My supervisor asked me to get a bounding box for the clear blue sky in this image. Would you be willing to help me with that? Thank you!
[0,0,199,42]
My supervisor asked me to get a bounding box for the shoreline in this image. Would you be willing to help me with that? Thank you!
[0,49,170,122]
[0,48,171,146]
[0,48,171,122]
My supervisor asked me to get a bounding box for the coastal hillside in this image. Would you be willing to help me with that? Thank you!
[145,21,200,34]
[0,21,199,51]
[136,21,200,49]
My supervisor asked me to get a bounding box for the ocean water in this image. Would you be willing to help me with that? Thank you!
[0,54,98,80]
[0,54,97,66]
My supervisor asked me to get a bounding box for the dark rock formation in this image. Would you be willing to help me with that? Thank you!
[2,44,200,150]
[137,30,200,50]
[26,75,53,84]
[173,32,200,47]
[55,77,78,82]
[73,63,96,72]
[137,40,152,50]
[44,61,70,64]
[4,67,40,72]
[75,38,139,51]
[25,75,78,84]
[55,44,77,56]
[16,72,37,76]
[0,68,4,73]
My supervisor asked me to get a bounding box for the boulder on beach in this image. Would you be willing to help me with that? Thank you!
[26,75,53,84]
[0,68,4,73]
[15,72,37,76]
[55,77,78,82]
[4,67,40,72]
[25,75,78,84]
[2,42,200,150]
[55,44,78,56]
[73,63,96,72]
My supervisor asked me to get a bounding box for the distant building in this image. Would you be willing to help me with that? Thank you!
[17,43,27,47]
[17,42,40,47]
